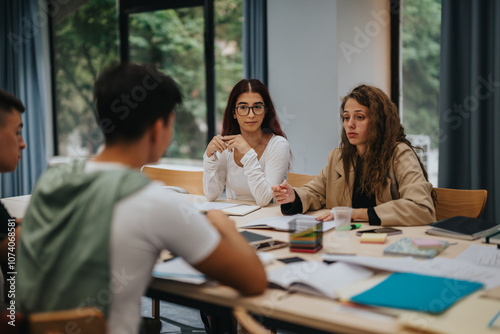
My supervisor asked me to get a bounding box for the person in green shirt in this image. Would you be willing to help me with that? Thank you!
[17,63,266,334]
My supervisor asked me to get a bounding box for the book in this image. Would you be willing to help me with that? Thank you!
[482,230,500,245]
[240,230,273,246]
[350,272,483,314]
[153,253,277,285]
[152,257,207,284]
[267,261,373,299]
[241,214,335,232]
[222,204,260,216]
[426,216,500,240]
[193,202,260,216]
[383,237,448,258]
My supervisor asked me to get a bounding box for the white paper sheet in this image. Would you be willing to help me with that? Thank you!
[455,244,500,268]
[322,254,500,290]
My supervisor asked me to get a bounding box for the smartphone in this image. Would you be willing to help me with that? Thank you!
[241,230,272,245]
[254,240,289,251]
[356,227,402,236]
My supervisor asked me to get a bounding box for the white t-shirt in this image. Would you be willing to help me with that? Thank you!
[84,162,220,334]
[203,135,290,206]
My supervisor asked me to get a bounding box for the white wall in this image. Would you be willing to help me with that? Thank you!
[268,0,338,175]
[336,0,391,98]
[268,0,390,175]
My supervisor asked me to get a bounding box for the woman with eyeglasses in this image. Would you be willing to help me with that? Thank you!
[203,79,290,206]
[272,84,436,226]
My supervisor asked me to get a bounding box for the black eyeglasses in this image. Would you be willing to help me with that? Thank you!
[235,104,266,116]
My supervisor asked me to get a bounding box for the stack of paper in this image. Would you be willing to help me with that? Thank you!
[360,233,387,244]
[289,220,323,253]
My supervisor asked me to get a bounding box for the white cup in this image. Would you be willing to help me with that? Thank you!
[332,206,352,239]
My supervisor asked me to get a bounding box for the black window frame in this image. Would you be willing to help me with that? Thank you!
[390,0,401,109]
[119,0,216,145]
[49,0,217,156]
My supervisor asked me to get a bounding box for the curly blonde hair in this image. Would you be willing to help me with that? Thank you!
[339,84,429,200]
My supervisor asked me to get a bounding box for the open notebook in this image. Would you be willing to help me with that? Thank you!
[267,261,373,299]
[192,201,260,216]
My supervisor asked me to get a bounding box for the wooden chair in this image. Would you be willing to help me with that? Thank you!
[233,307,275,334]
[433,187,488,221]
[287,172,315,188]
[142,165,205,329]
[29,307,106,334]
[141,165,204,195]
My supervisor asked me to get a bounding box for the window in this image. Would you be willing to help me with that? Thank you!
[52,0,243,160]
[53,0,118,156]
[401,0,441,186]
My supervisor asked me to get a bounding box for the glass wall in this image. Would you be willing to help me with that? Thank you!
[53,0,118,156]
[401,0,441,186]
[53,0,243,160]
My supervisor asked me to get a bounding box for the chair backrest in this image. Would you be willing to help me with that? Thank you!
[142,166,204,195]
[433,187,488,221]
[287,173,315,188]
[30,307,106,334]
[233,307,272,334]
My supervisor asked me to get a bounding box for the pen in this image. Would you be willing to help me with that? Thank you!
[488,310,500,328]
[350,223,362,230]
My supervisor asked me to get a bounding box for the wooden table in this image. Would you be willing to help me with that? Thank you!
[4,194,500,334]
[149,195,500,334]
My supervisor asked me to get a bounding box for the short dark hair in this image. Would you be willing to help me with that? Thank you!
[0,89,25,126]
[94,63,182,144]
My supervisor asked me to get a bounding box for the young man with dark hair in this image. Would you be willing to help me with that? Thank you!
[0,89,26,263]
[17,63,267,334]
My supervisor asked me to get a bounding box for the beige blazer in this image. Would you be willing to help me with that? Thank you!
[295,143,436,226]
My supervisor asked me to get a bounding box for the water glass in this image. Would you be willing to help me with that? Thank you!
[332,206,352,239]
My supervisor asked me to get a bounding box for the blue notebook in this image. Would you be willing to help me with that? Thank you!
[350,273,483,314]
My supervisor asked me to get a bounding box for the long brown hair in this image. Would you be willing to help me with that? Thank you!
[339,84,429,200]
[221,79,286,138]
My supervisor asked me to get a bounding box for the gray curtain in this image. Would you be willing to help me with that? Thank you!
[243,0,268,85]
[0,0,48,197]
[438,0,500,222]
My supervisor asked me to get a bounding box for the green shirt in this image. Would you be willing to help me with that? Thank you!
[17,160,150,316]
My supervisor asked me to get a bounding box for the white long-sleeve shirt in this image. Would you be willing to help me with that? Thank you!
[203,135,290,206]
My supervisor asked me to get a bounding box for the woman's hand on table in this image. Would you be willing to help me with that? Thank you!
[316,211,334,222]
[272,180,295,204]
[316,208,369,222]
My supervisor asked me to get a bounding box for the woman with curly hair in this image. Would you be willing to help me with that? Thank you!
[203,79,290,206]
[272,84,435,226]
